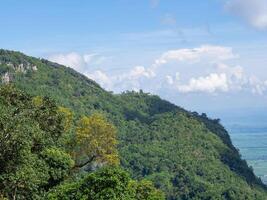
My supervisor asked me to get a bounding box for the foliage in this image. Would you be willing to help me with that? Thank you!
[47,167,164,200]
[0,86,161,199]
[58,106,73,132]
[75,113,119,168]
[41,148,74,187]
[131,179,165,200]
[0,86,74,199]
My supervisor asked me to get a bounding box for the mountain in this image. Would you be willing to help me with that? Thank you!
[0,49,266,199]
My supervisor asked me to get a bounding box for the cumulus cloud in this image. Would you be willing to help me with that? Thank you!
[128,66,155,79]
[215,63,246,90]
[216,63,243,79]
[225,0,267,30]
[176,73,228,93]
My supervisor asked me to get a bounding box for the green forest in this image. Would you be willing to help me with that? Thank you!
[0,49,267,199]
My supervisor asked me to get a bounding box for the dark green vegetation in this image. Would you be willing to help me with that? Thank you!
[0,86,74,199]
[48,166,164,200]
[0,49,267,199]
[0,85,164,200]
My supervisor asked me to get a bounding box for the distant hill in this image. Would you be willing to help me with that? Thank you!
[1,49,266,199]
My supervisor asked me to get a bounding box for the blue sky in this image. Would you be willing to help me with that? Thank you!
[1,0,267,116]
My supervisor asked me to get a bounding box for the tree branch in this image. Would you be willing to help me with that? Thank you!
[74,155,96,168]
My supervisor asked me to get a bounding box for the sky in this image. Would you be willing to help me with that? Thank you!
[1,0,267,118]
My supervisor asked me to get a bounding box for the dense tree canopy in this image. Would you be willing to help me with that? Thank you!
[47,167,165,200]
[0,86,162,199]
[0,86,74,199]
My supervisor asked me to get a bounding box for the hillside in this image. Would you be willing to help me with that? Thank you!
[0,85,164,200]
[0,49,267,199]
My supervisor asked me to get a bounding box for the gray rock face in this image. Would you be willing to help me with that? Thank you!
[1,72,11,84]
[14,63,38,73]
[0,61,38,84]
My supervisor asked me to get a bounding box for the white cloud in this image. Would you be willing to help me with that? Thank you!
[48,52,108,73]
[176,73,229,93]
[85,65,155,92]
[166,75,174,85]
[215,63,246,90]
[129,66,155,79]
[216,63,243,80]
[226,0,267,30]
[166,73,180,85]
[83,54,98,65]
[83,54,108,65]
[153,45,237,67]
[48,52,86,72]
[86,70,113,90]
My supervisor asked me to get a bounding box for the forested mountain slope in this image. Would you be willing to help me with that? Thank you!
[0,49,266,199]
[0,85,164,200]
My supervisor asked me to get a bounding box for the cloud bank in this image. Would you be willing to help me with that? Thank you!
[47,45,267,95]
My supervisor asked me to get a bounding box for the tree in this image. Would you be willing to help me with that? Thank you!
[0,86,74,199]
[47,167,134,200]
[74,113,119,169]
[132,180,165,200]
[47,167,165,200]
[58,106,73,132]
